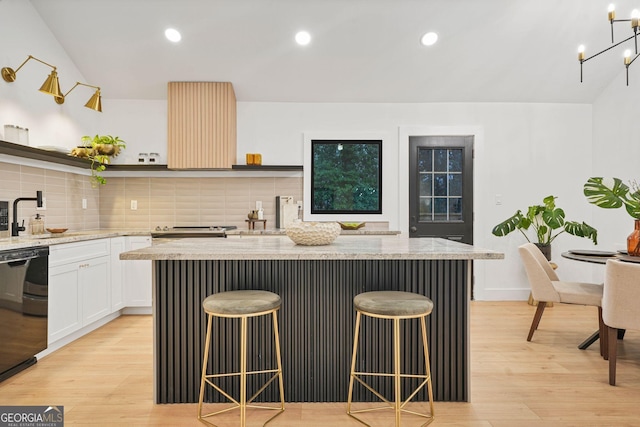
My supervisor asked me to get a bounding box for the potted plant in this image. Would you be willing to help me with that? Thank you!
[70,134,126,186]
[492,195,598,260]
[583,177,640,255]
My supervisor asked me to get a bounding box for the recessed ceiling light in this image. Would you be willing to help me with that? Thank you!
[165,28,182,43]
[420,32,438,46]
[295,31,311,46]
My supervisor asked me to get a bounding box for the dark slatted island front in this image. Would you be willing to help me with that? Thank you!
[120,235,503,404]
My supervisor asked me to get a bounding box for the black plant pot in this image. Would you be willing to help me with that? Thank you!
[534,243,552,261]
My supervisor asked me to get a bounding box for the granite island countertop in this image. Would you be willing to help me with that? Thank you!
[120,235,504,261]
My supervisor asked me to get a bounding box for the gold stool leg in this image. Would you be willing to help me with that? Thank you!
[347,311,362,415]
[197,313,213,420]
[240,316,247,427]
[393,317,401,427]
[272,310,286,411]
[420,316,435,421]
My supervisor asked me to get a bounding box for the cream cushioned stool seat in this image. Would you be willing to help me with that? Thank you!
[347,291,435,426]
[198,290,285,427]
[203,289,281,315]
[354,290,434,317]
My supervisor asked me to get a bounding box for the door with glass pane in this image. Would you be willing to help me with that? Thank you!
[408,135,473,243]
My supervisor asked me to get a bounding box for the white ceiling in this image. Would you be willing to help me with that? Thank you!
[29,0,640,103]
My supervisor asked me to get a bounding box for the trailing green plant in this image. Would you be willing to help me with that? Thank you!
[73,135,126,186]
[492,195,598,245]
[583,177,640,219]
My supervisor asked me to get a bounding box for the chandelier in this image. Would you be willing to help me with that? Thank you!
[578,4,640,85]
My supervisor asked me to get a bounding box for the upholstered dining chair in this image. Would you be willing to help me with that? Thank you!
[518,243,605,351]
[602,259,640,386]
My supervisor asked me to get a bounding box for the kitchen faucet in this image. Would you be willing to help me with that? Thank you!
[12,191,43,237]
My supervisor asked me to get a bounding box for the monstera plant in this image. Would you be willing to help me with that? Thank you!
[583,177,640,219]
[584,177,640,255]
[492,195,598,259]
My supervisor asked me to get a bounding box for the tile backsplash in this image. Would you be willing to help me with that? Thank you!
[0,161,99,237]
[0,161,388,235]
[99,176,303,230]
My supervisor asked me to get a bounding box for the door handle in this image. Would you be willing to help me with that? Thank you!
[410,226,417,233]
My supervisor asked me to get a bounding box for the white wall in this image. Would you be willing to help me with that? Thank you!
[96,100,167,165]
[591,74,640,252]
[1,0,601,301]
[60,98,596,300]
[233,102,596,300]
[0,0,100,148]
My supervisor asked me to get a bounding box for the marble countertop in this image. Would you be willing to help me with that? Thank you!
[121,235,504,261]
[0,228,401,252]
[0,230,149,251]
[227,229,400,236]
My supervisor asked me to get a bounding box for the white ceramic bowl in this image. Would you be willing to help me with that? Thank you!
[286,221,341,246]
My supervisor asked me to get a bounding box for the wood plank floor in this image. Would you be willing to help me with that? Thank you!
[2,301,640,426]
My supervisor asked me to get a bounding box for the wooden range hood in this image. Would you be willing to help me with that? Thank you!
[167,82,236,169]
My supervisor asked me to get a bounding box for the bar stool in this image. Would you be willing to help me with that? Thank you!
[198,290,285,426]
[347,291,435,426]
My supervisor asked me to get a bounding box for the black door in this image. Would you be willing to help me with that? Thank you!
[408,135,474,244]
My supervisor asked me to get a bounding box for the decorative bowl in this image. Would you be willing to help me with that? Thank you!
[338,221,365,230]
[286,222,341,246]
[46,228,68,234]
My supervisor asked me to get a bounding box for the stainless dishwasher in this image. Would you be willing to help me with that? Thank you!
[0,246,49,382]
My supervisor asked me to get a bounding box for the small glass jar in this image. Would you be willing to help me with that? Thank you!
[29,214,45,235]
[253,153,262,165]
[138,153,148,164]
[246,153,255,165]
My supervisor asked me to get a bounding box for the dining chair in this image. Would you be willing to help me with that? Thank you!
[602,259,640,385]
[518,243,605,352]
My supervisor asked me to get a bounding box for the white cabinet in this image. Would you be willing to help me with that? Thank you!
[81,256,110,324]
[125,236,152,307]
[110,237,126,311]
[48,239,111,344]
[48,262,82,343]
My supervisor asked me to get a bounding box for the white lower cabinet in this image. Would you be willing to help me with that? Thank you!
[110,237,126,312]
[81,255,111,324]
[124,236,152,307]
[48,235,152,347]
[48,262,82,343]
[48,239,111,344]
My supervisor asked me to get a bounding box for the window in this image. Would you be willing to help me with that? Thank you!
[417,148,463,222]
[311,140,382,214]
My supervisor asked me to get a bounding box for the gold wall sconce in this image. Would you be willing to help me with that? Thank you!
[578,4,640,85]
[55,82,102,112]
[2,55,103,111]
[1,55,61,97]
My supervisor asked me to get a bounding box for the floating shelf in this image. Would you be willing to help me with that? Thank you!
[0,139,90,168]
[232,164,302,171]
[0,140,303,173]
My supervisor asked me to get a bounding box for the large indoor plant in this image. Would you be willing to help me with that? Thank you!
[583,177,640,255]
[70,134,126,185]
[492,195,598,259]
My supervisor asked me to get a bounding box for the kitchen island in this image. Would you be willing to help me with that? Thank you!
[120,235,503,404]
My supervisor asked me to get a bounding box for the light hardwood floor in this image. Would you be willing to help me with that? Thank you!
[2,301,640,426]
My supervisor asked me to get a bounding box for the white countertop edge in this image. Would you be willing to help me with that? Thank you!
[0,230,149,251]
